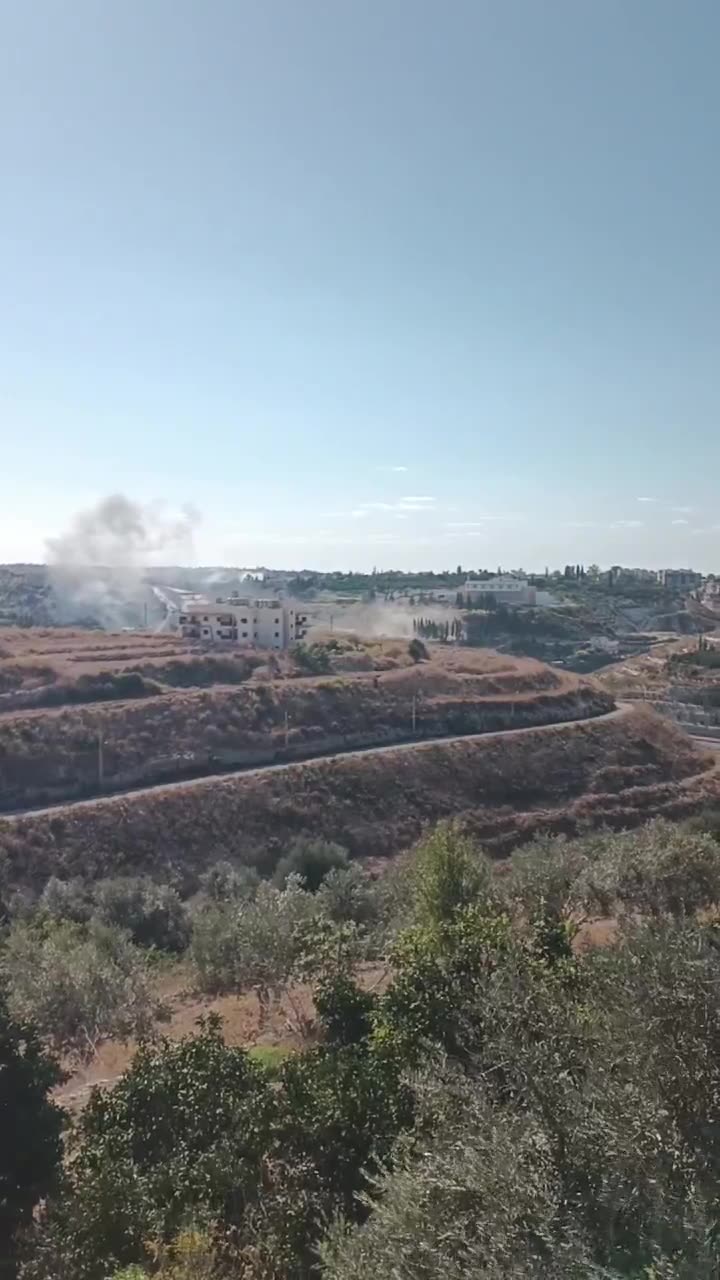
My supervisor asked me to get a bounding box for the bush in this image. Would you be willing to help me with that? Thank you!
[273,838,349,893]
[191,877,319,1000]
[0,991,64,1274]
[321,1076,592,1280]
[2,920,163,1061]
[197,861,260,903]
[92,879,190,952]
[572,820,720,918]
[291,643,331,675]
[38,877,92,925]
[411,823,497,927]
[315,864,380,926]
[22,1020,275,1280]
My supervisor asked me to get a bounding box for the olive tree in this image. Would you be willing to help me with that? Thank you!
[2,920,162,1061]
[0,991,64,1275]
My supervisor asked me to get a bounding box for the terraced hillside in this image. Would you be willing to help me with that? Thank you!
[0,705,716,892]
[0,644,610,810]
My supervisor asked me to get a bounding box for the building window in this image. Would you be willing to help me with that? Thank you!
[274,631,280,638]
[241,617,247,623]
[274,617,279,623]
[203,616,208,622]
[242,631,248,638]
[202,628,210,636]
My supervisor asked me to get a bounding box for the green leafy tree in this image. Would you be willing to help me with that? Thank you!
[273,838,349,893]
[22,1019,275,1280]
[92,879,189,952]
[197,861,260,903]
[3,920,162,1061]
[411,823,497,927]
[321,1074,593,1280]
[315,864,380,927]
[190,876,319,1016]
[0,992,64,1277]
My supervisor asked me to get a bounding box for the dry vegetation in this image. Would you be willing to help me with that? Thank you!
[0,705,715,891]
[0,641,610,809]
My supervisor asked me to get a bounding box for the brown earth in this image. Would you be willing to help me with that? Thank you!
[0,646,610,811]
[1,705,716,892]
[56,962,390,1112]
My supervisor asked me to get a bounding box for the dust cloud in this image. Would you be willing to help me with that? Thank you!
[308,600,458,641]
[46,495,200,629]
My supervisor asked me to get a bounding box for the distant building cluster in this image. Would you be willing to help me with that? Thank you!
[462,575,536,607]
[596,566,704,592]
[178,597,307,650]
[656,568,703,592]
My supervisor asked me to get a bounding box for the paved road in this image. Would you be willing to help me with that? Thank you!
[0,705,630,823]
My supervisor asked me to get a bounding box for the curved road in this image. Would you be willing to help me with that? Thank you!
[1,705,635,823]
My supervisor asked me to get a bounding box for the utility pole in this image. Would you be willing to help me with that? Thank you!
[411,694,417,734]
[284,710,290,747]
[97,729,104,788]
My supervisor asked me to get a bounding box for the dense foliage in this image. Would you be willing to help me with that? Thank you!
[0,992,63,1277]
[4,814,720,1278]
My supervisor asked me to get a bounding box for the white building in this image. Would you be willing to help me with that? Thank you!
[462,576,536,607]
[657,569,703,592]
[178,597,307,650]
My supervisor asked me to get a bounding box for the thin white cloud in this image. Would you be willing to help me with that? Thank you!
[446,517,521,527]
[612,519,644,528]
[376,465,408,473]
[636,497,658,503]
[401,495,436,503]
[323,497,438,520]
[671,505,693,513]
[671,519,689,526]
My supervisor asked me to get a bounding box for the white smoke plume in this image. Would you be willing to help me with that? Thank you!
[46,495,200,629]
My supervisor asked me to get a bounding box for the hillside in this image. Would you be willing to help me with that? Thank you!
[0,705,715,891]
[0,645,610,810]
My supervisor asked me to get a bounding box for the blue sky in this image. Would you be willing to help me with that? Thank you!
[2,0,719,571]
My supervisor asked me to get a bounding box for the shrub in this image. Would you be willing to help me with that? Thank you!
[411,822,497,927]
[291,644,331,675]
[92,878,190,952]
[190,877,319,1000]
[2,920,163,1061]
[197,861,260,903]
[22,1020,275,1280]
[573,820,720,918]
[38,876,92,925]
[0,991,64,1274]
[315,864,380,926]
[273,838,349,893]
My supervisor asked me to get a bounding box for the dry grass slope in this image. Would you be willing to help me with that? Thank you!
[0,706,715,891]
[0,647,610,809]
